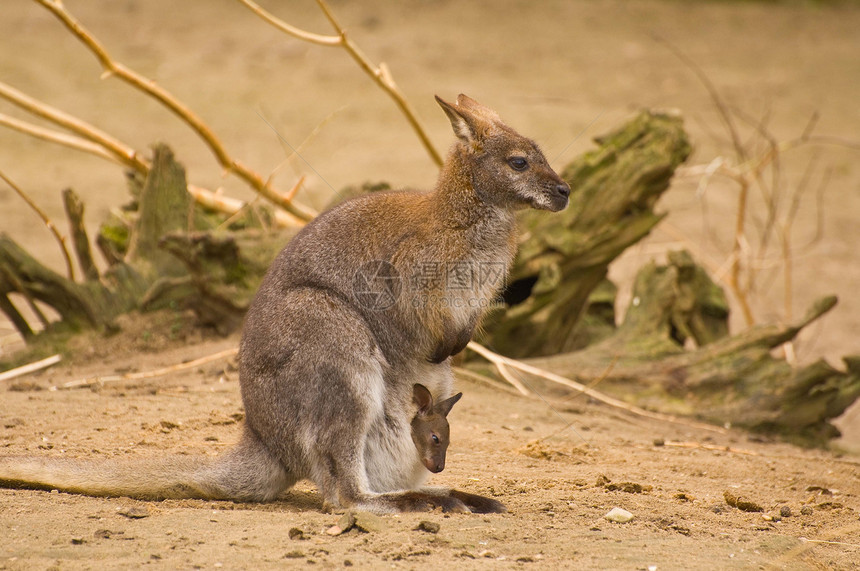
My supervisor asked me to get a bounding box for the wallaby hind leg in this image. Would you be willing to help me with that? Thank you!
[196,426,295,502]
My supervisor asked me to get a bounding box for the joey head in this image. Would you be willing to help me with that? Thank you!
[410,384,462,473]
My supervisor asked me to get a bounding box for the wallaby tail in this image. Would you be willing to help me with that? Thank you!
[0,428,292,502]
[0,454,221,500]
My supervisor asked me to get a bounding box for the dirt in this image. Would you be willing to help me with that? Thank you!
[1,1,860,569]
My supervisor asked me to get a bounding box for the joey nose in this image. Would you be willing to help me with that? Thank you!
[555,182,571,198]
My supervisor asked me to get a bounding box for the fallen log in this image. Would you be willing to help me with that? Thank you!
[522,252,860,446]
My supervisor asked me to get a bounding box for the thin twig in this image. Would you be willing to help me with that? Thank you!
[0,80,149,173]
[187,184,302,228]
[54,347,239,390]
[238,0,340,46]
[660,440,758,456]
[495,362,530,396]
[0,354,61,383]
[0,112,123,167]
[35,0,315,222]
[0,168,76,281]
[237,0,444,167]
[767,523,860,569]
[466,342,727,435]
[655,36,756,326]
[452,365,525,397]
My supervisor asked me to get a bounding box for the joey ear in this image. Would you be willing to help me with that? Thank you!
[436,94,491,146]
[436,392,463,418]
[412,384,433,416]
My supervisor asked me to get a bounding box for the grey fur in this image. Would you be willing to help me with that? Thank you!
[0,94,568,514]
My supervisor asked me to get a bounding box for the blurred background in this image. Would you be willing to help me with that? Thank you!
[1,0,858,447]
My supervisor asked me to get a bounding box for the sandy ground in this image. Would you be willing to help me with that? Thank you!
[1,0,860,568]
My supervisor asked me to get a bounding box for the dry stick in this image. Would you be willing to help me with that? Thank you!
[54,347,239,390]
[768,523,860,569]
[660,440,758,457]
[0,83,301,228]
[35,0,315,223]
[655,36,756,327]
[0,113,123,167]
[452,366,525,398]
[0,80,148,173]
[466,341,727,435]
[237,0,444,168]
[0,169,76,282]
[0,354,62,383]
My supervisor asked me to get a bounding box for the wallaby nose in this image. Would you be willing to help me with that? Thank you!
[555,182,571,198]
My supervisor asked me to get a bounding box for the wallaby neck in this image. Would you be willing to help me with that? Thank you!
[431,148,516,236]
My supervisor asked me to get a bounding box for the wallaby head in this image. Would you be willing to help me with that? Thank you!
[411,384,462,473]
[435,94,570,213]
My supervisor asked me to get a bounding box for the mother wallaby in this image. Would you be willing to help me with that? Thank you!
[0,95,569,513]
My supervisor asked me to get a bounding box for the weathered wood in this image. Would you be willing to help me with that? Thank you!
[126,143,190,278]
[523,253,859,445]
[482,110,692,358]
[62,187,99,282]
[154,230,294,334]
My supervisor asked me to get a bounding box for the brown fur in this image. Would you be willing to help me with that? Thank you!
[0,94,568,513]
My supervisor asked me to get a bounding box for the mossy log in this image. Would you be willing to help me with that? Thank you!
[522,252,860,445]
[483,110,692,358]
[0,144,289,338]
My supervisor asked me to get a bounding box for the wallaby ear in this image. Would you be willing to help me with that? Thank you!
[412,384,434,416]
[454,94,501,122]
[436,94,494,146]
[436,392,463,418]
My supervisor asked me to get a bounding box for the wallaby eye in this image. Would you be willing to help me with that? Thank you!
[431,434,440,444]
[508,157,528,171]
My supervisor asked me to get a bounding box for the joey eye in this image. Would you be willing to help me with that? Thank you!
[431,434,440,444]
[508,157,528,171]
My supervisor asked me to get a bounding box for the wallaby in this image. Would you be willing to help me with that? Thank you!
[411,384,462,474]
[0,94,569,513]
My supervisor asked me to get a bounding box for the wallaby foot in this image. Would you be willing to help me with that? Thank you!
[336,488,505,514]
[448,489,507,513]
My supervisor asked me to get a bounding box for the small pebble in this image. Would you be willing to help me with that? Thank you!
[414,520,440,534]
[326,512,356,536]
[353,511,386,533]
[288,527,305,540]
[117,506,150,519]
[604,507,634,523]
[780,506,792,518]
[800,506,813,516]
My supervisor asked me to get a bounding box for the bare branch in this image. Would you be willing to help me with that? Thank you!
[466,342,727,435]
[55,347,238,390]
[238,0,444,167]
[186,184,302,228]
[0,354,61,383]
[0,168,76,281]
[35,0,315,222]
[0,112,124,167]
[237,0,340,46]
[0,80,148,173]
